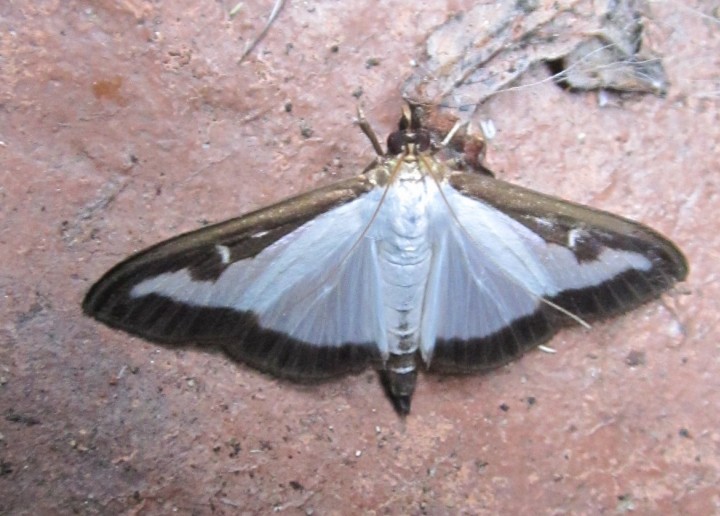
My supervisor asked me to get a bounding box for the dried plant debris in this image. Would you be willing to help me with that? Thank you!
[409,103,493,176]
[236,0,287,63]
[556,0,668,95]
[403,0,668,116]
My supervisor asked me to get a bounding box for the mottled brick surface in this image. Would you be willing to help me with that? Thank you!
[1,1,717,514]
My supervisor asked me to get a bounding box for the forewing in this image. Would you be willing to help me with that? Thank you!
[83,176,387,380]
[422,172,687,373]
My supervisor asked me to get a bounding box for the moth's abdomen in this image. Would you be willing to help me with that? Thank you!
[374,171,436,414]
[376,236,431,415]
[378,238,431,353]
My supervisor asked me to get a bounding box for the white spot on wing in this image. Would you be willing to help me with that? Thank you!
[530,216,555,229]
[215,244,231,264]
[251,230,270,239]
[567,228,586,249]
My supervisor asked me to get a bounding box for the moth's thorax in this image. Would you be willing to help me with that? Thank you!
[371,152,448,186]
[381,161,434,238]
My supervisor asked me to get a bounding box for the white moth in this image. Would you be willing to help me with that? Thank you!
[83,105,687,414]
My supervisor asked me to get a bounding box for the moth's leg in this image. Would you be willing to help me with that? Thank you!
[356,106,385,157]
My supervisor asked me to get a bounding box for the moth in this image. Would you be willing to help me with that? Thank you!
[83,104,687,415]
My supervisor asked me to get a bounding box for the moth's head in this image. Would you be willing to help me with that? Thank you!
[386,103,431,156]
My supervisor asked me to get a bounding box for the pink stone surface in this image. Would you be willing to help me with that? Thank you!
[1,1,718,514]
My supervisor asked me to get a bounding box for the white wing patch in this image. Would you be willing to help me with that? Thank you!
[419,185,653,359]
[132,189,389,354]
[420,220,539,359]
[215,244,231,265]
[440,185,653,292]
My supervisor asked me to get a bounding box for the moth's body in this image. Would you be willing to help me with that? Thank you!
[372,155,438,409]
[83,105,687,415]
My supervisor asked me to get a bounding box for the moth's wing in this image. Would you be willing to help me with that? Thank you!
[421,172,688,373]
[83,176,388,381]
